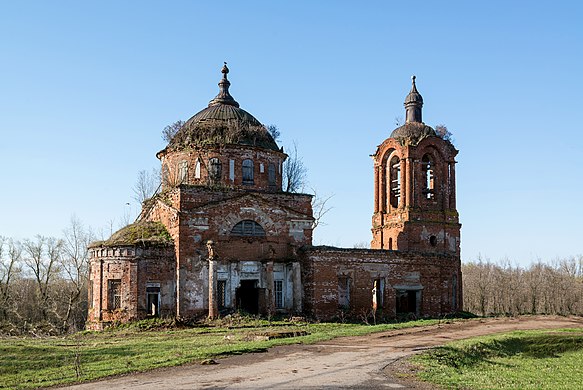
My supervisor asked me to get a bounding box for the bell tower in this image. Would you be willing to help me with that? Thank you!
[371,77,460,256]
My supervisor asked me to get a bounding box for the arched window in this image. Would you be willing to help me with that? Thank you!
[422,154,434,200]
[230,220,266,237]
[242,159,254,185]
[389,155,400,209]
[268,163,276,187]
[179,160,188,184]
[209,158,222,183]
[194,159,201,179]
[162,163,170,186]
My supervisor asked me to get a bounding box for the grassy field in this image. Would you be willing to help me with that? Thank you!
[411,328,583,389]
[0,317,442,389]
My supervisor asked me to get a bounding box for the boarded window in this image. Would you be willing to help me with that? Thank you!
[217,280,227,309]
[242,159,254,185]
[268,163,276,187]
[194,159,201,179]
[162,164,170,186]
[179,160,188,183]
[108,279,121,310]
[230,220,266,237]
[338,276,351,309]
[274,280,284,309]
[209,158,222,182]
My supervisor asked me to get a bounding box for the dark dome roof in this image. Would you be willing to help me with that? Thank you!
[166,64,279,152]
[390,122,436,145]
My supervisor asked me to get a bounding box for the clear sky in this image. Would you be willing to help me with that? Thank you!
[1,1,582,265]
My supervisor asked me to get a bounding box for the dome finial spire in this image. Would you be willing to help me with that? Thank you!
[208,62,240,108]
[404,75,423,123]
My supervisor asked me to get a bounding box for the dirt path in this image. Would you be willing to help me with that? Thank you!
[63,316,583,390]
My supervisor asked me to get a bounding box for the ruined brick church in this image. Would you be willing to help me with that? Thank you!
[87,65,462,329]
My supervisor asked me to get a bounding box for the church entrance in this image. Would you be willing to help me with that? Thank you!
[236,280,259,314]
[396,289,418,315]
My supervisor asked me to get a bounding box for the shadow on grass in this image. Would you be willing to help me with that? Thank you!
[426,332,583,369]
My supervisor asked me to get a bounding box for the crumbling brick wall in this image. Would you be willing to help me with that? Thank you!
[300,246,462,320]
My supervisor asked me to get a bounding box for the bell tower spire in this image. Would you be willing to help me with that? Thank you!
[404,75,423,123]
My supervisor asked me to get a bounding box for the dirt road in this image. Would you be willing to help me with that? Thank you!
[63,316,583,389]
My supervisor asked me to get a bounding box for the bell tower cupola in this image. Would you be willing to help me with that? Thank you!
[371,77,461,256]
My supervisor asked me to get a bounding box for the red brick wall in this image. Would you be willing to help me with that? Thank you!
[159,145,286,192]
[301,246,462,320]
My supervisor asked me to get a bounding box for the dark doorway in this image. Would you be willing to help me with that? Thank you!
[146,286,160,316]
[396,290,417,314]
[236,280,259,314]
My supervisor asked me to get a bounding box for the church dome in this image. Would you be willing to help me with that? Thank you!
[166,63,279,152]
[390,122,436,142]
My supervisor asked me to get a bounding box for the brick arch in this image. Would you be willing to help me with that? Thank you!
[220,209,277,236]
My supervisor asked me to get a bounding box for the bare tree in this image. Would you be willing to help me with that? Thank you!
[0,238,21,320]
[22,236,63,321]
[311,188,333,230]
[162,120,185,143]
[283,142,308,193]
[61,216,94,329]
[132,168,161,203]
[267,124,280,141]
[435,124,453,142]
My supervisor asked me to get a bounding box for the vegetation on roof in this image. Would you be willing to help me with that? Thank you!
[89,221,172,248]
[167,120,279,152]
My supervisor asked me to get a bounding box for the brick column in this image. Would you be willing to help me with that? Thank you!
[379,164,386,212]
[292,262,302,313]
[374,165,379,213]
[207,241,218,319]
[399,158,406,208]
[266,261,274,315]
[450,162,456,209]
[405,157,413,207]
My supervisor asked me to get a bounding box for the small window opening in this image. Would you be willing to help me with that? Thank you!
[373,278,384,308]
[209,158,222,183]
[231,220,266,237]
[422,154,435,200]
[389,156,401,209]
[274,280,284,309]
[108,279,121,310]
[217,280,227,309]
[388,237,393,250]
[268,163,276,187]
[338,276,351,309]
[429,235,437,247]
[242,159,254,185]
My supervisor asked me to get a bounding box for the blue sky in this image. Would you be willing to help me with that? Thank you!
[1,1,581,265]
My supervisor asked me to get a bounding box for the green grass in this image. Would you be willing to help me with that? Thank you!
[0,317,443,389]
[411,328,583,389]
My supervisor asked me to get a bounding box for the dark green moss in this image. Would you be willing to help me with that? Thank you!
[89,221,172,248]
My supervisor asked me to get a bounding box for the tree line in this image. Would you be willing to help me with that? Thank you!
[0,217,93,335]
[462,256,583,316]
[2,214,582,336]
